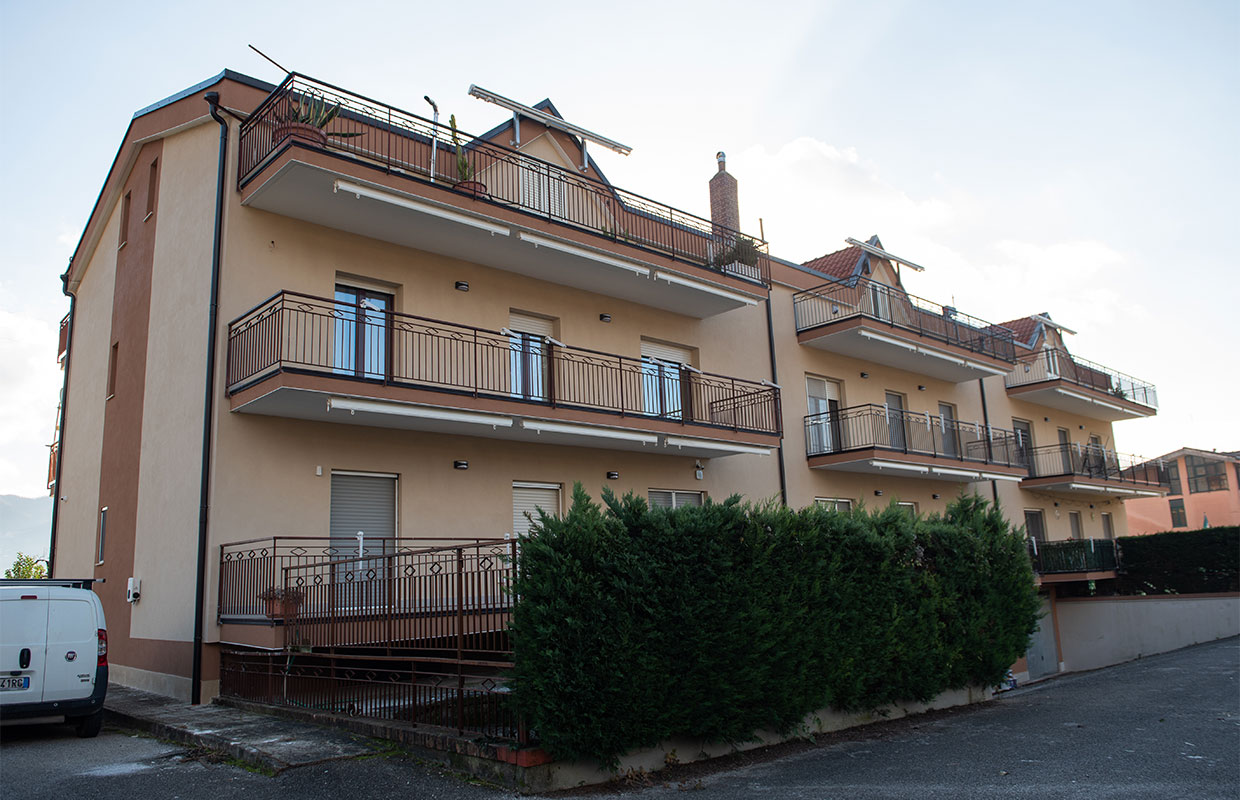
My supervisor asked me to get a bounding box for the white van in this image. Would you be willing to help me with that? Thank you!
[0,579,108,737]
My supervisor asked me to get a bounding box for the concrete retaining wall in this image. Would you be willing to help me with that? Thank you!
[1055,593,1240,673]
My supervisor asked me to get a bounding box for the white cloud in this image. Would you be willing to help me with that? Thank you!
[0,309,62,498]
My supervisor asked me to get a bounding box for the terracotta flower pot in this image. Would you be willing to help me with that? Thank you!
[264,596,303,620]
[273,121,328,147]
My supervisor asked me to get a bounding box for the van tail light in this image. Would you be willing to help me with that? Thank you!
[97,629,108,666]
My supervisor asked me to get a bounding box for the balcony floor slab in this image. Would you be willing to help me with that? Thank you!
[806,447,1027,481]
[1005,380,1157,420]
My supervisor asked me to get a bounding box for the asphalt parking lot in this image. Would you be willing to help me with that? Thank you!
[2,637,1236,799]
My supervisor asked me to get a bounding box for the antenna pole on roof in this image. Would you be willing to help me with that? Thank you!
[248,44,291,76]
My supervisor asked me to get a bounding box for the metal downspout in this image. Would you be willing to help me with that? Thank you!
[193,91,228,704]
[978,377,999,507]
[48,266,77,576]
[765,295,788,505]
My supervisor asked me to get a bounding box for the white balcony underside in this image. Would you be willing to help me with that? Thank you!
[243,161,761,318]
[1022,478,1164,498]
[1005,384,1150,421]
[800,325,1008,383]
[810,456,1020,482]
[233,386,773,459]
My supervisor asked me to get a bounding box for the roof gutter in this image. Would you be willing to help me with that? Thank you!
[47,265,77,577]
[192,91,228,705]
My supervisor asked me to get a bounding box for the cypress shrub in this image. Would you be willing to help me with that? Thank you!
[509,486,1039,766]
[1116,527,1240,594]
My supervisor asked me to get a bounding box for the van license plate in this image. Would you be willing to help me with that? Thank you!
[0,676,30,690]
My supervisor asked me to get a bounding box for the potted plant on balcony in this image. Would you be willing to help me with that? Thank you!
[449,114,487,197]
[710,234,761,279]
[273,91,365,147]
[258,586,304,620]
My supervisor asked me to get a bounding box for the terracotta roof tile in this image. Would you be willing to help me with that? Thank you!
[802,246,864,280]
[995,315,1044,348]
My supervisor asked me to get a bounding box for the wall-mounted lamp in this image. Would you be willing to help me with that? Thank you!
[1043,417,1050,422]
[932,493,941,500]
[1079,425,1084,430]
[455,280,470,292]
[599,313,612,323]
[1053,502,1060,507]
[874,489,883,497]
[917,385,927,392]
[606,471,620,480]
[453,460,469,470]
[860,372,870,379]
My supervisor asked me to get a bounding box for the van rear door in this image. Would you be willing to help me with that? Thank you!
[42,588,99,703]
[0,586,49,705]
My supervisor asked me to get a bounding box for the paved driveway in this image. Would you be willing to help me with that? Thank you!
[3,637,1236,799]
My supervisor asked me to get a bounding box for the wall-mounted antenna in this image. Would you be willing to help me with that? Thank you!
[248,44,291,75]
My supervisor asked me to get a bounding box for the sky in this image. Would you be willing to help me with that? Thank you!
[0,0,1237,504]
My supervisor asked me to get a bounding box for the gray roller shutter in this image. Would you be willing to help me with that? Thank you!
[649,489,703,509]
[330,473,396,546]
[640,339,692,365]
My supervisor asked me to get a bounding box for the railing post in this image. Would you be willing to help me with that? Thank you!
[456,547,465,736]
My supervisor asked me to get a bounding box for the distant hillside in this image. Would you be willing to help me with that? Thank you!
[0,495,53,571]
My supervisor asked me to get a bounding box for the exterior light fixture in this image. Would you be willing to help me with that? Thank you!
[918,385,927,391]
[453,460,469,470]
[599,313,612,323]
[860,372,869,379]
[932,493,941,500]
[874,490,883,497]
[455,281,469,292]
[606,471,620,480]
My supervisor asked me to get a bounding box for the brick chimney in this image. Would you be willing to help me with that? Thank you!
[709,151,739,236]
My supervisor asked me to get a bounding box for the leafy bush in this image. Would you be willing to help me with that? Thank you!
[509,487,1039,765]
[1116,527,1239,594]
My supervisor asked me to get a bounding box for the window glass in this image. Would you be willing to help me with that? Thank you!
[1024,509,1046,542]
[1166,462,1182,495]
[1101,513,1114,540]
[649,489,703,509]
[814,497,852,512]
[1185,456,1228,493]
[1169,498,1187,528]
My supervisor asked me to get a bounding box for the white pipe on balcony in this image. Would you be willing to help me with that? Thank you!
[326,396,513,428]
[653,271,759,306]
[333,180,511,237]
[868,460,931,474]
[665,437,772,456]
[522,420,658,444]
[517,232,650,276]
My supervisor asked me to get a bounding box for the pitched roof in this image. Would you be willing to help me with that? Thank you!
[802,245,866,280]
[995,315,1046,349]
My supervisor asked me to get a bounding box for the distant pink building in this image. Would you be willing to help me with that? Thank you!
[1124,448,1240,533]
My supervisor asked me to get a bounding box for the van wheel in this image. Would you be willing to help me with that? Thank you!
[74,710,103,738]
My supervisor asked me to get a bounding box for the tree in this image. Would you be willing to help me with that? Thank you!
[5,552,47,579]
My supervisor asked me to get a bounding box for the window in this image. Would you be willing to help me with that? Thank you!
[895,500,918,516]
[1069,511,1083,539]
[106,342,119,399]
[1185,455,1229,493]
[938,403,960,459]
[1024,509,1046,543]
[513,482,561,536]
[96,507,108,564]
[814,497,853,512]
[1012,419,1033,464]
[1101,513,1114,540]
[509,312,555,401]
[885,392,907,450]
[333,285,392,379]
[519,160,565,218]
[649,489,703,509]
[118,192,131,248]
[145,158,159,218]
[805,377,841,455]
[1166,461,1182,496]
[1169,498,1187,528]
[641,340,692,420]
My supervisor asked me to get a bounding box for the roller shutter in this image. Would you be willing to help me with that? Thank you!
[513,483,561,536]
[330,473,396,545]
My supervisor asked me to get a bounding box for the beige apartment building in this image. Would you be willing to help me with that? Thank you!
[48,69,1165,703]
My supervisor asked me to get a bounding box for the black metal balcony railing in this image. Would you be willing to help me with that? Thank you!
[791,277,1016,362]
[238,74,769,285]
[226,291,781,436]
[1029,538,1118,574]
[1024,443,1167,488]
[804,404,1026,468]
[1006,348,1158,409]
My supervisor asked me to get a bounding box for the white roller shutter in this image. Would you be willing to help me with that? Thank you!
[649,489,703,509]
[330,473,396,544]
[513,482,561,536]
[509,312,555,338]
[640,339,692,365]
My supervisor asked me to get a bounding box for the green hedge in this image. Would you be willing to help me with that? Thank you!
[1117,527,1240,594]
[509,487,1040,765]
